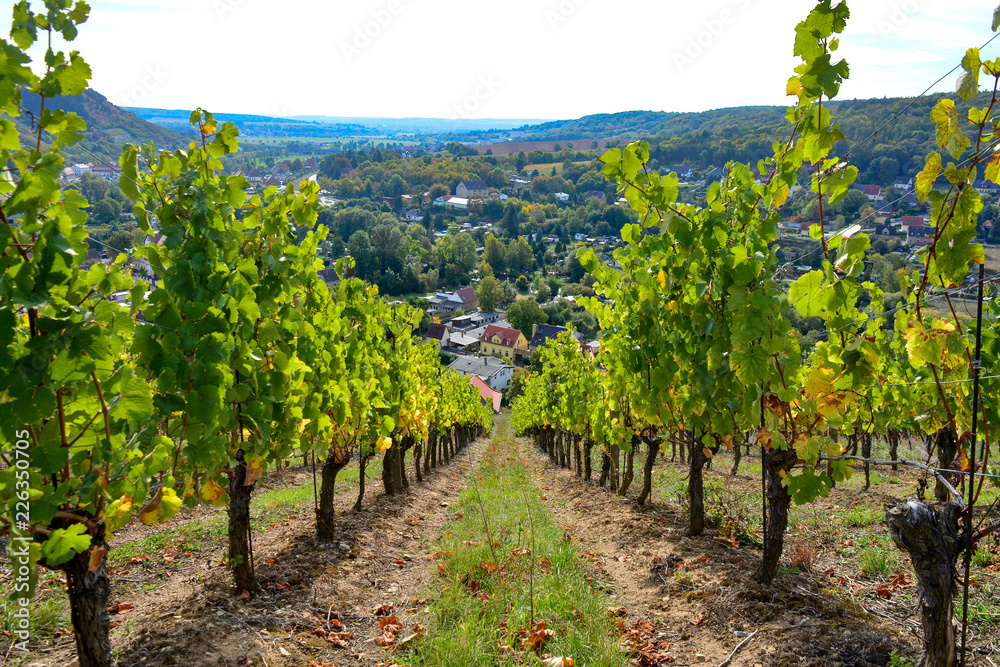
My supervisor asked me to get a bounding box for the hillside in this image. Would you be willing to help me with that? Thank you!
[17,89,186,165]
[129,107,378,140]
[496,92,994,185]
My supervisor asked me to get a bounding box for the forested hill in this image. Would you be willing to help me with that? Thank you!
[128,107,376,140]
[511,92,993,185]
[16,89,186,165]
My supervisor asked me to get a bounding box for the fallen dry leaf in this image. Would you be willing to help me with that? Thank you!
[519,621,555,653]
[88,547,108,573]
[107,602,134,614]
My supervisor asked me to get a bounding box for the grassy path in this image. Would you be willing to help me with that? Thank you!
[410,416,625,666]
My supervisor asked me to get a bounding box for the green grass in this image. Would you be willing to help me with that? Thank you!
[107,462,360,566]
[859,536,898,576]
[408,427,624,666]
[843,504,884,528]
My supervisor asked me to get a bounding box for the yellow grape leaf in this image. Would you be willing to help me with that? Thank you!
[102,495,133,533]
[657,270,667,290]
[931,317,956,332]
[986,152,1000,184]
[786,77,802,97]
[723,434,734,450]
[758,427,772,451]
[804,366,837,399]
[772,184,791,208]
[244,456,264,486]
[904,323,947,368]
[138,487,182,525]
[202,478,226,504]
[377,436,393,452]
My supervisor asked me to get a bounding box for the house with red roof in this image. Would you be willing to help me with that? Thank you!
[470,375,501,413]
[901,215,933,247]
[479,324,528,362]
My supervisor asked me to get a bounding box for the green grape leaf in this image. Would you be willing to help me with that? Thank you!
[41,524,91,567]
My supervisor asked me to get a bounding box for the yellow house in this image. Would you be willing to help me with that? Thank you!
[479,324,528,361]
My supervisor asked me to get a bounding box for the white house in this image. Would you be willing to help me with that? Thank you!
[448,355,514,392]
[554,192,570,202]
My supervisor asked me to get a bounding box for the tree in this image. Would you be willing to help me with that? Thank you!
[483,233,506,272]
[291,158,304,172]
[515,151,528,172]
[387,173,405,197]
[104,228,141,261]
[428,183,449,201]
[506,298,548,339]
[477,275,502,312]
[89,198,119,225]
[502,201,521,238]
[515,274,529,291]
[347,229,375,279]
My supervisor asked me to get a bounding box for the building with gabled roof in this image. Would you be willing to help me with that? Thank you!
[425,322,450,349]
[456,180,488,198]
[448,354,514,391]
[480,324,528,362]
[529,324,582,351]
[470,375,502,412]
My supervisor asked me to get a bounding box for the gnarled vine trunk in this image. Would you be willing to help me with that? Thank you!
[59,519,113,667]
[636,435,659,506]
[886,499,963,667]
[688,432,706,536]
[753,448,797,584]
[382,446,397,496]
[317,446,350,540]
[354,454,371,511]
[619,434,637,497]
[888,429,901,471]
[933,428,958,503]
[583,438,593,481]
[228,449,258,595]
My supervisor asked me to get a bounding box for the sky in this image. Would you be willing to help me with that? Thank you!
[26,0,1000,121]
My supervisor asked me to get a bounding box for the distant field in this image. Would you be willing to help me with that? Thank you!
[524,160,594,174]
[984,245,1000,275]
[472,139,611,156]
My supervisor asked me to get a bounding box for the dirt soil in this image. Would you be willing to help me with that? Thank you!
[523,443,925,667]
[13,439,487,667]
[12,426,996,667]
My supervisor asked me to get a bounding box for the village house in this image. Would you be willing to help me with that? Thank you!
[479,324,528,362]
[470,375,502,412]
[428,287,478,314]
[456,180,488,198]
[529,323,582,351]
[448,355,514,392]
[425,322,450,349]
[900,215,933,247]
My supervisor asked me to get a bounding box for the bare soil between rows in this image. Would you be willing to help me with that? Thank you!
[521,439,926,667]
[11,426,1000,666]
